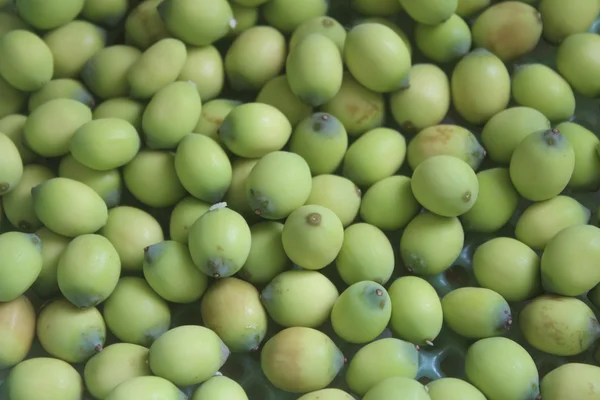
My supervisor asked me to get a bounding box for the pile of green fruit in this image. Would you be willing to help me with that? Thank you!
[2,0,600,398]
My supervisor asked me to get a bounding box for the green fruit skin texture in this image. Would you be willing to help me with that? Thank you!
[0,75,27,119]
[105,376,184,400]
[195,99,241,140]
[465,337,540,400]
[290,16,347,52]
[260,327,345,393]
[346,338,419,396]
[0,296,36,368]
[297,388,354,400]
[32,227,70,298]
[519,295,600,356]
[509,129,575,201]
[305,174,362,228]
[16,0,84,30]
[0,232,42,302]
[256,75,313,127]
[179,45,224,102]
[82,45,142,100]
[399,0,458,24]
[426,378,486,400]
[148,325,230,387]
[363,376,430,400]
[556,122,600,191]
[262,0,328,33]
[93,97,145,131]
[29,78,95,112]
[0,114,36,164]
[82,0,129,27]
[124,0,170,50]
[192,376,249,400]
[414,15,471,64]
[556,33,600,98]
[224,158,259,218]
[540,363,600,400]
[539,0,600,44]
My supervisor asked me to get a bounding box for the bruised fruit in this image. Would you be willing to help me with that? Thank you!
[363,376,430,400]
[305,174,362,227]
[192,376,249,400]
[195,98,241,140]
[427,378,486,400]
[539,0,600,44]
[105,376,185,400]
[556,121,600,191]
[540,363,600,400]
[556,33,600,98]
[0,295,36,368]
[413,15,471,64]
[0,232,42,302]
[169,197,211,244]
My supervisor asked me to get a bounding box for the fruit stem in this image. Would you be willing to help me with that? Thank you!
[305,213,322,226]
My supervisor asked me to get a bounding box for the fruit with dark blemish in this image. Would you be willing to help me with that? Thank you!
[305,174,362,227]
[540,362,600,400]
[194,98,241,141]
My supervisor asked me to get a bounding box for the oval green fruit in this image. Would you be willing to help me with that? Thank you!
[195,98,241,140]
[556,121,600,190]
[0,76,27,118]
[290,16,346,52]
[540,363,600,400]
[0,114,35,164]
[556,33,600,98]
[364,377,430,400]
[224,158,259,218]
[0,29,53,91]
[262,0,328,33]
[15,0,84,30]
[28,78,95,112]
[305,174,362,227]
[256,75,313,127]
[228,4,258,36]
[6,357,83,400]
[82,45,142,99]
[81,0,128,27]
[0,296,36,368]
[192,376,248,400]
[399,0,458,24]
[105,376,185,400]
[93,97,145,131]
[456,0,491,17]
[124,0,169,50]
[0,132,24,196]
[32,227,70,298]
[414,15,472,63]
[0,232,42,302]
[351,0,402,16]
[539,0,599,44]
[168,197,211,244]
[427,378,486,400]
[178,45,224,102]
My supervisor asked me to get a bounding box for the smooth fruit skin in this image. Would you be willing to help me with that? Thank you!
[557,122,600,191]
[105,376,185,400]
[297,388,354,400]
[15,0,84,30]
[192,376,249,400]
[540,363,600,400]
[363,376,430,400]
[0,132,23,195]
[399,0,458,24]
[0,232,43,302]
[32,227,70,298]
[427,378,486,400]
[168,196,210,244]
[539,0,600,44]
[556,33,600,98]
[414,15,472,64]
[0,295,36,368]
[306,175,362,228]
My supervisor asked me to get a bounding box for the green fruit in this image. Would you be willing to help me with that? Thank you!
[228,4,258,36]
[0,75,27,118]
[515,195,590,250]
[287,34,343,106]
[103,277,171,346]
[282,204,344,270]
[539,0,599,44]
[238,221,290,285]
[28,78,95,112]
[0,296,36,368]
[305,174,362,227]
[344,23,411,93]
[556,33,600,97]
[105,376,185,400]
[509,128,575,201]
[357,18,412,54]
[37,299,106,363]
[32,177,108,237]
[256,75,313,127]
[399,0,458,24]
[23,97,92,157]
[84,343,152,400]
[201,277,267,352]
[220,103,292,158]
[520,295,600,356]
[143,240,208,303]
[320,71,385,136]
[192,376,248,400]
[363,377,430,400]
[360,175,420,231]
[82,45,142,99]
[158,0,234,46]
[472,237,541,302]
[351,0,402,16]
[0,114,35,163]
[0,132,24,196]
[15,0,83,29]
[465,337,540,400]
[224,158,259,218]
[32,227,70,298]
[188,206,251,277]
[471,2,542,61]
[245,151,312,219]
[414,15,472,63]
[261,327,345,393]
[149,325,230,386]
[169,197,211,244]
[93,97,145,131]
[263,0,328,33]
[389,64,451,133]
[5,357,83,400]
[335,223,394,285]
[407,124,485,170]
[0,29,53,91]
[427,378,486,400]
[231,0,268,6]
[388,276,443,345]
[481,106,551,164]
[346,338,419,396]
[451,49,510,125]
[290,16,346,52]
[556,121,600,190]
[460,168,520,233]
[195,99,241,140]
[411,155,479,217]
[124,0,169,50]
[0,12,30,39]
[261,270,339,328]
[343,127,407,187]
[123,149,187,207]
[540,363,600,400]
[299,389,354,400]
[456,0,490,17]
[81,0,128,27]
[178,45,224,102]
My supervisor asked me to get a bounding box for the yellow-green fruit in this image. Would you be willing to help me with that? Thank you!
[32,177,108,237]
[195,99,241,140]
[509,128,575,201]
[124,0,170,50]
[263,0,328,33]
[257,75,312,127]
[515,195,590,250]
[0,76,27,118]
[0,295,36,368]
[225,26,286,91]
[93,97,145,131]
[57,234,121,308]
[357,18,412,55]
[81,0,128,27]
[23,98,92,157]
[245,151,312,219]
[335,223,394,285]
[127,38,187,99]
[346,338,418,396]
[541,363,600,400]
[123,150,187,207]
[188,206,251,278]
[460,168,519,233]
[352,0,402,16]
[472,237,541,302]
[282,204,344,270]
[480,106,551,164]
[0,114,35,164]
[37,299,105,363]
[0,12,30,39]
[103,277,171,346]
[0,131,23,195]
[414,15,472,63]
[427,378,486,400]
[158,0,234,46]
[344,23,411,93]
[71,118,140,170]
[471,2,542,61]
[169,197,211,244]
[556,33,600,98]
[105,376,185,400]
[201,277,268,352]
[290,16,347,52]
[178,45,224,102]
[15,0,83,29]
[556,122,600,190]
[388,276,443,345]
[28,78,95,112]
[149,325,230,386]
[82,45,142,99]
[320,71,385,136]
[58,154,122,208]
[466,337,540,400]
[143,240,208,303]
[511,63,576,122]
[175,134,232,203]
[192,376,248,400]
[224,158,259,218]
[5,357,83,400]
[407,124,485,170]
[390,64,451,134]
[539,0,599,44]
[456,0,490,17]
[238,221,290,285]
[287,34,343,106]
[220,102,292,158]
[520,295,600,356]
[84,343,152,400]
[229,4,258,36]
[32,227,70,298]
[231,0,268,6]
[399,0,458,24]
[261,327,345,393]
[364,377,430,400]
[305,174,362,227]
[451,49,510,125]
